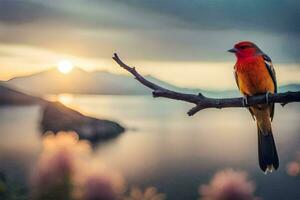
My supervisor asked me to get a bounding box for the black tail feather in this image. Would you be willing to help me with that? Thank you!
[257,127,279,172]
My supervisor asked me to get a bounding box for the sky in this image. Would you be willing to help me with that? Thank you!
[0,0,300,89]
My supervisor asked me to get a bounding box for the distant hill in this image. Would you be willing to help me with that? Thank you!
[5,67,300,96]
[4,67,209,95]
[6,67,171,95]
[277,84,300,92]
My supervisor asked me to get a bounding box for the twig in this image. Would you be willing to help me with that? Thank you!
[112,53,300,116]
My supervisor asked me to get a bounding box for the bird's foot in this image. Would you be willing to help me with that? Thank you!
[265,92,271,104]
[242,96,249,107]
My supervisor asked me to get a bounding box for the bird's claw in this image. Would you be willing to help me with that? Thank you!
[242,96,249,107]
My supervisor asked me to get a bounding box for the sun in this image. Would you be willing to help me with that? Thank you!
[57,60,74,74]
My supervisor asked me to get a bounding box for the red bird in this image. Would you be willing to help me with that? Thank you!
[228,41,279,172]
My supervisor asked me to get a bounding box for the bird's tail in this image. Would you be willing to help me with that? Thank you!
[257,123,279,173]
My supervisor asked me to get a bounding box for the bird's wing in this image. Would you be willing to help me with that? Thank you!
[262,54,277,93]
[262,53,277,120]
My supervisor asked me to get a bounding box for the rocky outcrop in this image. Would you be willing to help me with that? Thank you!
[41,102,124,143]
[0,84,125,143]
[0,84,44,105]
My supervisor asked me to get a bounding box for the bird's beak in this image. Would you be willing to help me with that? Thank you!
[228,48,238,53]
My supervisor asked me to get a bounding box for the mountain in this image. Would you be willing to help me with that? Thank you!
[6,67,175,95]
[5,67,300,96]
[277,84,300,92]
[4,67,199,95]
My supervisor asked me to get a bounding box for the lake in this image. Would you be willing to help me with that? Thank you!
[0,94,300,199]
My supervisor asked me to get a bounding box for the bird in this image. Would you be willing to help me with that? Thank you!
[228,41,279,173]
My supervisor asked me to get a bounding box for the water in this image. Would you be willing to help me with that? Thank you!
[1,95,300,199]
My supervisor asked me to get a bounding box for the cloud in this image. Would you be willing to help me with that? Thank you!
[0,1,57,24]
[0,0,174,30]
[199,169,261,200]
[99,0,300,34]
[1,0,299,34]
[0,0,300,63]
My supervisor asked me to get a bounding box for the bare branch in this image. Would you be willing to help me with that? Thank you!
[112,53,300,116]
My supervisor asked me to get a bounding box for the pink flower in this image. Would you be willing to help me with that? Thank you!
[30,132,125,200]
[82,175,116,200]
[286,162,300,177]
[199,169,261,200]
[30,149,74,200]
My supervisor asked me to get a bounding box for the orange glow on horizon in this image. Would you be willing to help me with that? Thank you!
[0,44,299,89]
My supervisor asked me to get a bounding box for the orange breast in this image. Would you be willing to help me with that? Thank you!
[236,57,275,96]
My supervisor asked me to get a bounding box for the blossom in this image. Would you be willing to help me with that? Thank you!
[199,169,261,200]
[286,162,300,177]
[30,132,124,200]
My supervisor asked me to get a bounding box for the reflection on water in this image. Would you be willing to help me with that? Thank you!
[45,93,74,106]
[0,106,41,153]
[0,95,300,199]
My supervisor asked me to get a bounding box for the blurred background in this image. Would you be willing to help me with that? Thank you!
[0,0,300,199]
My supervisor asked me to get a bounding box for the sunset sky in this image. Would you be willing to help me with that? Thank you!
[0,0,300,89]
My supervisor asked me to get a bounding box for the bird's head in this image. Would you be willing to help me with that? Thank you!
[228,41,262,59]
